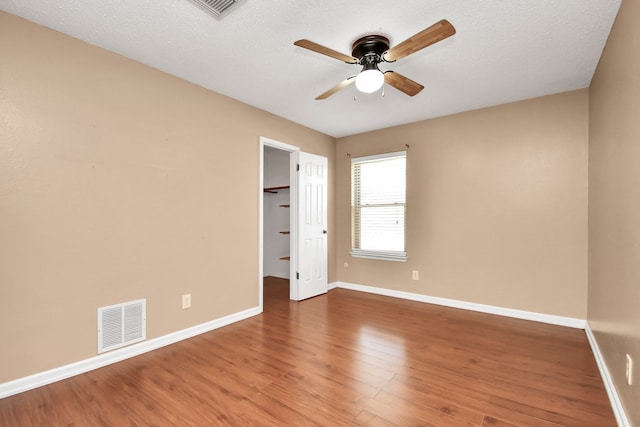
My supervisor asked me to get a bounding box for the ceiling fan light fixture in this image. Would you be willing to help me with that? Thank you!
[355,68,384,94]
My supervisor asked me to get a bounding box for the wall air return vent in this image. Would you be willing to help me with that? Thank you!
[189,0,245,18]
[98,299,146,353]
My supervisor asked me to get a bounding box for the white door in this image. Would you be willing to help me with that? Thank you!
[296,152,328,300]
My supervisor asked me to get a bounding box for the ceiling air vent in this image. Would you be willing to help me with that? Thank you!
[189,0,244,17]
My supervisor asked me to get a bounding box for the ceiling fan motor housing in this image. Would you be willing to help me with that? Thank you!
[351,35,390,64]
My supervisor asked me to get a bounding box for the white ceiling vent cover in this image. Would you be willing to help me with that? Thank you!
[189,0,244,17]
[98,299,146,353]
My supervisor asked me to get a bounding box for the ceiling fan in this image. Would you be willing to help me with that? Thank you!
[294,20,456,100]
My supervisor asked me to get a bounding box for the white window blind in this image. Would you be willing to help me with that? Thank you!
[351,151,407,262]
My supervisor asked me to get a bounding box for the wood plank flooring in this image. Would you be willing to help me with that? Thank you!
[0,277,616,426]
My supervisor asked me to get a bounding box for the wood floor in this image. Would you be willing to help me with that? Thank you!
[1,277,615,426]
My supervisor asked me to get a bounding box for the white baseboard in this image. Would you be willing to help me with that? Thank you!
[328,281,339,290]
[335,282,586,329]
[0,306,262,399]
[585,323,630,427]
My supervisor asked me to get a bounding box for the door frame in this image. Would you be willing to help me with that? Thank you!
[259,136,300,310]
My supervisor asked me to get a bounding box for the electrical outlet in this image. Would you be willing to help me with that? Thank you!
[412,270,419,281]
[344,262,349,268]
[182,294,191,309]
[626,354,633,386]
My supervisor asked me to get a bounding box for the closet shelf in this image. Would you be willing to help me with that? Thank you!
[266,183,290,262]
[264,186,290,194]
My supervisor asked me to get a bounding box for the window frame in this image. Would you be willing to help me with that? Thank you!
[350,150,408,262]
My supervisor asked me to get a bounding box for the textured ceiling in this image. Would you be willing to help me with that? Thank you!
[0,0,622,138]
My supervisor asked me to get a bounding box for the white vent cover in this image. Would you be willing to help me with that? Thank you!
[189,0,244,17]
[98,299,146,353]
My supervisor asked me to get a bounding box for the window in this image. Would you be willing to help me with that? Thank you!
[351,151,407,262]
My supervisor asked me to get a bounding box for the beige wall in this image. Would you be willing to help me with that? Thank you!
[0,11,335,383]
[589,0,640,423]
[336,90,589,318]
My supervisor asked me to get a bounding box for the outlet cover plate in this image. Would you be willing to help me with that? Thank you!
[182,294,192,309]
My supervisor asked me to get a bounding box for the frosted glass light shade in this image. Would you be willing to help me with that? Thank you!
[355,69,384,93]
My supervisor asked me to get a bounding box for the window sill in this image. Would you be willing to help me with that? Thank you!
[349,250,407,262]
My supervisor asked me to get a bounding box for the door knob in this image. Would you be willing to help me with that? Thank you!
[322,230,328,234]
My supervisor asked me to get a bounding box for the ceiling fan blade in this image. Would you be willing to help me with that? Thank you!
[383,20,456,62]
[315,76,356,100]
[384,71,424,96]
[294,39,358,64]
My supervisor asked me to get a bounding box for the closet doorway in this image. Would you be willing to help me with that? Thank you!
[260,138,297,308]
[259,137,328,309]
